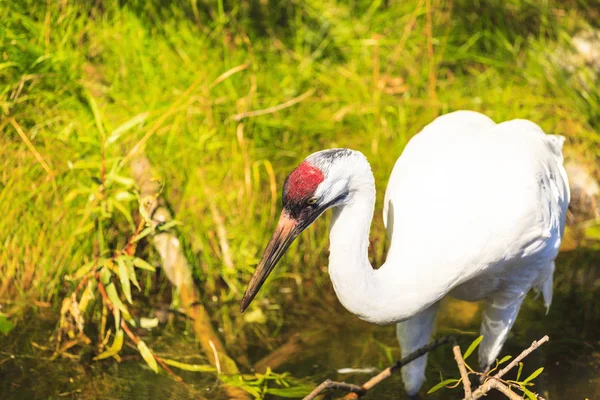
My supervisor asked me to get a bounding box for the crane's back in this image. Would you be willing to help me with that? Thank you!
[382,111,569,302]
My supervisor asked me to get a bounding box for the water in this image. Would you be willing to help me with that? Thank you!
[1,248,598,399]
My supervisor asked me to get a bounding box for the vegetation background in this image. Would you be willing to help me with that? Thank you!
[1,0,599,398]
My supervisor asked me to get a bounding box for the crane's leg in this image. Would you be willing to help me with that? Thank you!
[396,303,438,396]
[478,287,526,373]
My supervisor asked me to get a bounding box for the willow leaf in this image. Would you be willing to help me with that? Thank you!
[137,340,158,373]
[93,329,124,360]
[132,257,156,271]
[116,257,133,304]
[160,358,216,372]
[463,335,483,360]
[522,367,544,384]
[427,378,460,394]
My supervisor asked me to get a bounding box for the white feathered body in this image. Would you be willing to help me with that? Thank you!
[383,111,569,307]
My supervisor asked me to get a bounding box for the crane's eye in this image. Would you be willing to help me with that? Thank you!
[307,197,318,205]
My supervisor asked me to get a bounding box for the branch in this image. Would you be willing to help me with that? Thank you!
[231,89,315,121]
[495,336,549,381]
[467,336,549,400]
[304,336,454,400]
[452,343,472,397]
[485,380,522,400]
[304,380,366,400]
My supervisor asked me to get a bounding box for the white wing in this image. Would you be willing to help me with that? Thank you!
[381,110,569,305]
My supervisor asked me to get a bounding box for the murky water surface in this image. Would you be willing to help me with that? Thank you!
[1,248,598,399]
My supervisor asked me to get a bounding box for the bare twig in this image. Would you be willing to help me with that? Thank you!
[453,344,472,397]
[209,63,248,89]
[485,380,522,400]
[306,336,454,400]
[495,336,549,381]
[9,118,54,178]
[231,89,315,121]
[206,190,235,273]
[468,336,550,400]
[304,379,366,400]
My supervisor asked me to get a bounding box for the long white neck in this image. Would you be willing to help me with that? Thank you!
[327,169,439,325]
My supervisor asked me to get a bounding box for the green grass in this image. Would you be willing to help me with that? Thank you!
[1,0,599,397]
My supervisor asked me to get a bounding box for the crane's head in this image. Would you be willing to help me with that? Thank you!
[240,148,371,312]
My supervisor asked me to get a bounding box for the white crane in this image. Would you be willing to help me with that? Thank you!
[240,110,570,396]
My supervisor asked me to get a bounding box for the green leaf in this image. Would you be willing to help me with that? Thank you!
[498,355,512,365]
[266,386,313,397]
[522,367,544,384]
[114,191,136,202]
[137,340,158,373]
[105,282,132,320]
[116,257,133,304]
[0,315,15,334]
[73,258,102,280]
[106,173,136,188]
[516,362,524,381]
[109,199,135,231]
[113,308,120,331]
[158,220,183,231]
[427,378,460,394]
[74,222,95,236]
[78,282,95,314]
[93,329,124,360]
[99,265,112,284]
[126,259,140,291]
[160,358,216,372]
[463,335,483,360]
[521,386,538,400]
[132,227,154,243]
[106,112,149,146]
[132,257,156,271]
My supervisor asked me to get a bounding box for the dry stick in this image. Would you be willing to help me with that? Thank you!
[467,336,550,400]
[202,178,235,274]
[305,336,454,400]
[485,380,522,400]
[9,118,54,178]
[236,123,252,199]
[231,88,316,121]
[453,344,472,397]
[494,336,549,381]
[208,201,234,271]
[304,380,366,400]
[209,63,249,89]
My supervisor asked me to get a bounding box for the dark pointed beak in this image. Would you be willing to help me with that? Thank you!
[240,212,300,313]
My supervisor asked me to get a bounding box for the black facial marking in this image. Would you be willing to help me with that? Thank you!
[316,148,353,162]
